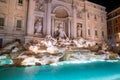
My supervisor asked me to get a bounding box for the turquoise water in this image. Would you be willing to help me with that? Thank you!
[0,61,120,80]
[0,59,13,66]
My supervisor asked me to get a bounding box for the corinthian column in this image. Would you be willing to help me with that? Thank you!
[68,17,71,38]
[27,0,36,36]
[72,0,77,38]
[45,0,52,35]
[51,16,55,36]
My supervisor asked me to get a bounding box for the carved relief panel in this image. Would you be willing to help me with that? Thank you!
[77,10,83,19]
[35,0,45,12]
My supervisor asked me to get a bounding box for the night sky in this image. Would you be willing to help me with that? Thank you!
[88,0,120,13]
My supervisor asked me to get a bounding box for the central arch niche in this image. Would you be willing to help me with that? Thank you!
[53,6,71,38]
[55,8,69,18]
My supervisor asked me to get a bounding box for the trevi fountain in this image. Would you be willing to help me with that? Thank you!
[0,0,120,80]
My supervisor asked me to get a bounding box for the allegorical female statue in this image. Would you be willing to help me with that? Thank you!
[34,19,42,36]
[77,24,82,37]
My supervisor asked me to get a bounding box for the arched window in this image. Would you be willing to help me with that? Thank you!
[95,30,98,36]
[18,0,23,6]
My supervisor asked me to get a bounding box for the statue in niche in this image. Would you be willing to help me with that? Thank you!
[34,18,43,36]
[54,23,67,40]
[77,24,82,37]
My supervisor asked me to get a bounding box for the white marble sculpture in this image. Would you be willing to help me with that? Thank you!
[34,19,42,36]
[77,24,82,37]
[55,23,67,40]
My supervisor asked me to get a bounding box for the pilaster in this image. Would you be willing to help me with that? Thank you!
[27,0,36,36]
[45,0,52,35]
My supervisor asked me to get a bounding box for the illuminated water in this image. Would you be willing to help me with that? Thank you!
[0,61,120,80]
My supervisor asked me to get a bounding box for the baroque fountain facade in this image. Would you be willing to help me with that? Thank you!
[0,0,116,67]
[0,1,120,80]
[25,0,107,44]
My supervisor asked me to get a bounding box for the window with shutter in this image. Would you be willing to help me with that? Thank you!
[102,31,104,37]
[16,20,22,30]
[0,38,3,48]
[0,18,4,29]
[95,30,98,36]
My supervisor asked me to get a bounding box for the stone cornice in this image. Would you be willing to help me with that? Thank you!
[44,0,52,3]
